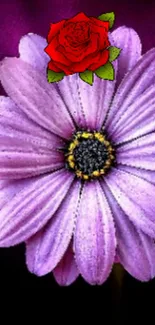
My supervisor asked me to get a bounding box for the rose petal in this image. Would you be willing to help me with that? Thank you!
[47,20,66,43]
[90,17,110,32]
[105,168,155,238]
[53,243,79,286]
[19,33,49,72]
[0,58,75,139]
[74,181,116,285]
[117,133,155,170]
[58,32,99,63]
[88,49,109,71]
[26,180,81,276]
[45,36,71,66]
[68,12,90,23]
[103,182,155,281]
[105,48,155,134]
[0,96,64,179]
[111,26,142,84]
[48,60,62,72]
[0,169,74,246]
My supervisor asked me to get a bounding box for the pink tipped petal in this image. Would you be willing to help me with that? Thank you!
[74,181,116,285]
[117,133,155,170]
[0,97,64,179]
[112,26,142,84]
[103,182,155,281]
[0,169,74,246]
[19,34,49,71]
[105,168,155,238]
[53,243,79,286]
[26,180,81,276]
[105,48,155,134]
[0,58,75,139]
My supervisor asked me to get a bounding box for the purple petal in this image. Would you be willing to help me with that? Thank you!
[0,179,31,210]
[118,164,155,185]
[117,133,155,170]
[26,180,81,276]
[103,182,155,281]
[77,70,118,130]
[74,181,116,285]
[53,243,79,286]
[0,58,75,139]
[57,69,117,131]
[112,26,142,84]
[0,96,64,179]
[105,48,155,135]
[0,169,74,246]
[110,86,155,144]
[105,168,155,237]
[19,33,49,71]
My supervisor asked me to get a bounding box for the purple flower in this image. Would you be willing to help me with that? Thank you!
[0,26,155,286]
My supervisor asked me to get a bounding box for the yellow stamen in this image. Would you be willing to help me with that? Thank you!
[83,174,89,180]
[76,170,82,178]
[81,132,93,139]
[94,132,105,142]
[92,170,100,177]
[68,139,79,152]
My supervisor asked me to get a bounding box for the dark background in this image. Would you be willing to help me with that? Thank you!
[0,0,155,317]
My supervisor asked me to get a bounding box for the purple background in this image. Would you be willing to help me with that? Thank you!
[0,0,155,313]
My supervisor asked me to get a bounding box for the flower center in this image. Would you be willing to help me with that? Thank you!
[65,131,115,180]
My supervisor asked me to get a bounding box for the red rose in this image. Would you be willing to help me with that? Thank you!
[45,12,110,75]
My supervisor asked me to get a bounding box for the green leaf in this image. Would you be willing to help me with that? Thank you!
[109,46,121,62]
[95,62,114,81]
[79,70,94,85]
[98,12,115,29]
[47,69,65,83]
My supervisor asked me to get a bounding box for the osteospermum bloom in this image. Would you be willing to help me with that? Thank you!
[1,27,155,286]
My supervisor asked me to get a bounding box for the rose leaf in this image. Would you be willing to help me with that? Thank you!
[95,62,115,81]
[109,46,121,62]
[47,69,65,83]
[79,70,94,85]
[98,12,115,29]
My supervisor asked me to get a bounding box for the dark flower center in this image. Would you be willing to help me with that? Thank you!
[65,131,115,180]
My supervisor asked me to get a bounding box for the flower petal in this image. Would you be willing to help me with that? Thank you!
[62,65,116,131]
[104,168,155,237]
[26,180,81,276]
[74,181,116,285]
[117,133,155,170]
[19,33,49,71]
[0,96,64,179]
[110,86,155,144]
[0,58,75,139]
[0,179,30,210]
[103,182,155,281]
[112,26,142,84]
[53,243,79,286]
[118,164,155,185]
[0,169,74,246]
[105,48,155,134]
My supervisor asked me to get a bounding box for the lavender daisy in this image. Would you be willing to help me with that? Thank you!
[0,27,155,286]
